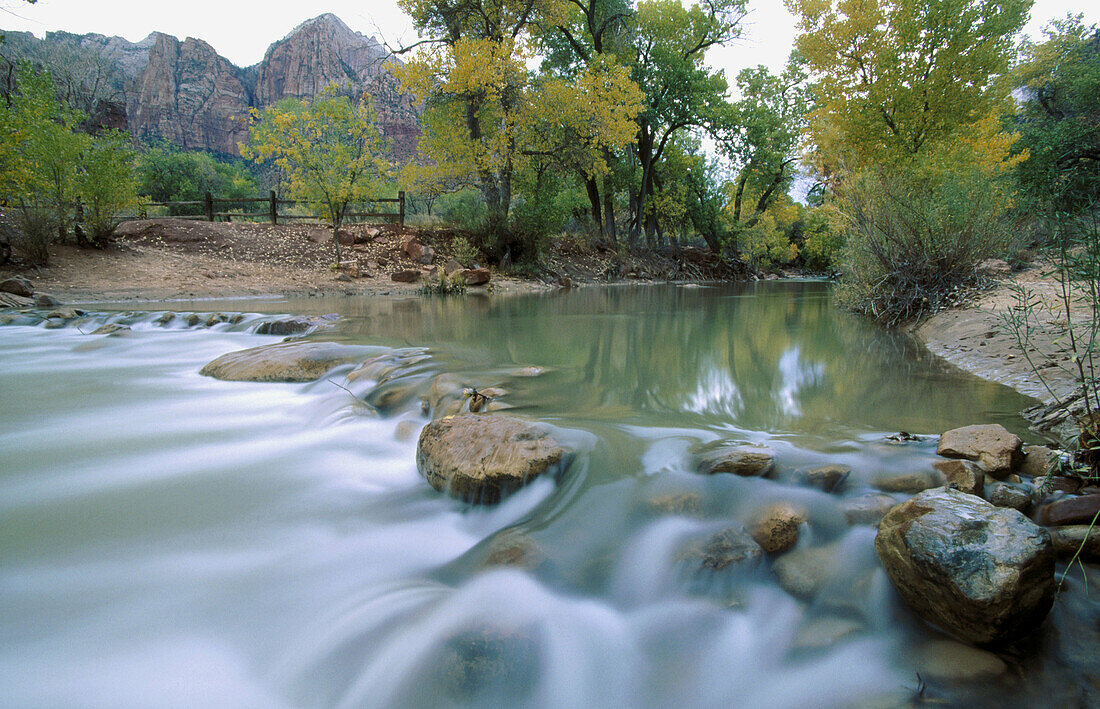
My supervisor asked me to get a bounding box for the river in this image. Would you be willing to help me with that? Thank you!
[2,281,1096,708]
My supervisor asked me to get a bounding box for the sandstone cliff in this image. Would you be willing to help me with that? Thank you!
[0,14,419,159]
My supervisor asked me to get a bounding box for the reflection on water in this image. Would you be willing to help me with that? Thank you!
[2,282,1093,709]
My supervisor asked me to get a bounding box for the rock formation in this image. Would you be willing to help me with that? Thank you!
[2,14,420,159]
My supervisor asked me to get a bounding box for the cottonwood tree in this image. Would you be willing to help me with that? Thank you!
[243,87,388,264]
[788,0,1030,174]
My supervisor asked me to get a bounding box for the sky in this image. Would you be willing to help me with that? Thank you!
[1,0,1097,80]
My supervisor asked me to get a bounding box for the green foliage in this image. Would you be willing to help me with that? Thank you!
[797,204,845,271]
[450,235,480,268]
[0,63,137,261]
[418,269,468,296]
[789,0,1031,174]
[135,144,258,211]
[835,166,1012,325]
[1012,15,1100,214]
[438,190,488,232]
[78,130,138,244]
[243,87,389,263]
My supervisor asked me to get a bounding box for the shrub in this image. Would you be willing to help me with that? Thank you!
[7,205,56,265]
[450,235,480,267]
[835,166,1011,325]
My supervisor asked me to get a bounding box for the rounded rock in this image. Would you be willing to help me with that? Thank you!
[416,414,568,504]
[875,487,1054,645]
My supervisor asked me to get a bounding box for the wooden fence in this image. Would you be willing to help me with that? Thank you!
[134,191,405,226]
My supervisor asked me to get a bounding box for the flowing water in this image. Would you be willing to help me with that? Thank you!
[1,281,1098,708]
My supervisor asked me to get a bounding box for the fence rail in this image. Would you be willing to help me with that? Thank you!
[133,191,405,226]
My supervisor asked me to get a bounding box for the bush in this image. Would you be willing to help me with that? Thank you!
[835,166,1011,325]
[78,130,138,245]
[6,205,56,265]
[450,235,480,267]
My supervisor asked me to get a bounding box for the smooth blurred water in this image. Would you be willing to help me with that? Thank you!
[1,282,1094,708]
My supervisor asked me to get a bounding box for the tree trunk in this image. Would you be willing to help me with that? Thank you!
[603,188,617,244]
[586,177,604,239]
[331,214,343,264]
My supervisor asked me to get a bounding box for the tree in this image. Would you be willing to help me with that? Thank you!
[1012,15,1100,214]
[396,0,642,259]
[242,87,388,264]
[628,0,745,246]
[719,57,809,235]
[788,0,1031,174]
[135,144,258,211]
[77,130,138,246]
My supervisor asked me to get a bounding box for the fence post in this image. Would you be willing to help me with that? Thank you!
[269,190,278,225]
[204,192,214,222]
[398,191,405,227]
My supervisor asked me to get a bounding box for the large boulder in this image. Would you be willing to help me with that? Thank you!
[416,414,568,504]
[697,442,776,477]
[199,341,374,382]
[937,424,1022,478]
[0,276,33,297]
[875,487,1054,645]
[462,268,491,286]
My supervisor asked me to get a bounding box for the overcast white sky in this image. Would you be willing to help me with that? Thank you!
[1,0,1096,78]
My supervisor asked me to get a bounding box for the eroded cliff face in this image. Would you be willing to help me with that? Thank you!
[251,14,419,160]
[3,13,419,159]
[129,33,252,154]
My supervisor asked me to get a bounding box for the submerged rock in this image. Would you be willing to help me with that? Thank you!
[841,494,898,526]
[875,487,1054,645]
[772,543,840,599]
[482,530,545,569]
[678,526,763,573]
[937,424,1022,478]
[90,323,131,336]
[799,464,850,493]
[254,317,317,336]
[697,442,776,477]
[416,414,567,504]
[199,341,373,382]
[913,640,1007,681]
[748,502,805,554]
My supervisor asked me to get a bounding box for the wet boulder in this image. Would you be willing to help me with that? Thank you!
[933,459,985,497]
[416,414,568,504]
[871,469,946,494]
[697,442,776,477]
[1020,445,1059,478]
[1049,525,1100,561]
[875,487,1054,645]
[91,323,131,336]
[1038,494,1100,526]
[988,482,1031,512]
[199,341,374,383]
[937,424,1022,478]
[748,502,806,554]
[0,291,34,308]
